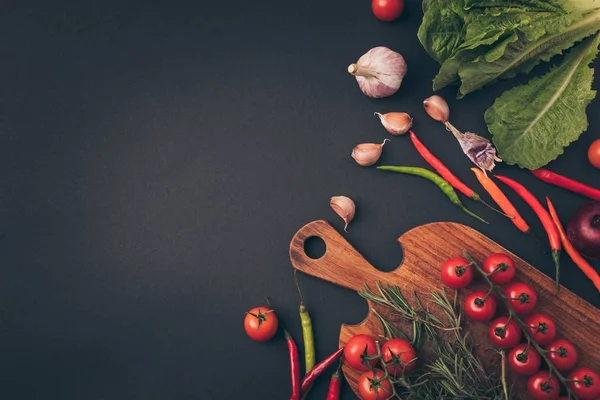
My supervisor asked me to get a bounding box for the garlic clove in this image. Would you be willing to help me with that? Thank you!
[330,196,356,232]
[423,95,450,123]
[351,139,390,166]
[348,46,407,98]
[375,112,413,135]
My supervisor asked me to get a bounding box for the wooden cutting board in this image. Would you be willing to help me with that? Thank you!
[289,220,600,399]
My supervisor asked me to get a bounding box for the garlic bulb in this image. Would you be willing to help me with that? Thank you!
[330,196,356,232]
[423,95,450,123]
[351,139,390,166]
[375,112,413,135]
[348,47,407,98]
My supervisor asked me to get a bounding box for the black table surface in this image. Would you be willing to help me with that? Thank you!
[1,1,599,399]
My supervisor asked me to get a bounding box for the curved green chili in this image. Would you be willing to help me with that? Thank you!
[377,165,488,224]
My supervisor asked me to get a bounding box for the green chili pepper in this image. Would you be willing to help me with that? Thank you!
[294,271,315,371]
[377,165,488,224]
[294,271,316,400]
[299,304,315,372]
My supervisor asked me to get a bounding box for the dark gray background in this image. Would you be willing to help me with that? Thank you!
[0,0,598,399]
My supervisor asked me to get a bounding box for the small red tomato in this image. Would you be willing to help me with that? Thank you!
[464,291,497,322]
[527,371,560,400]
[525,313,557,346]
[482,253,516,285]
[358,369,393,400]
[371,0,405,22]
[440,256,474,288]
[508,343,541,376]
[344,334,378,371]
[588,139,600,169]
[546,339,578,372]
[381,338,417,376]
[568,367,600,400]
[488,316,522,348]
[244,306,278,342]
[504,282,537,315]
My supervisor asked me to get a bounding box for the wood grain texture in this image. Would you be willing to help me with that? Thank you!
[289,220,600,399]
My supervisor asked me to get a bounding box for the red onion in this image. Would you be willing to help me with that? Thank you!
[567,201,600,260]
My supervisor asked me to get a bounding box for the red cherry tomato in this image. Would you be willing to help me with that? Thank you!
[488,316,522,348]
[381,338,417,376]
[371,0,405,22]
[508,343,541,376]
[527,371,560,400]
[344,334,378,371]
[440,256,474,288]
[464,291,497,322]
[546,338,578,372]
[243,307,278,341]
[588,139,600,169]
[358,369,393,400]
[504,282,537,315]
[567,367,600,400]
[482,253,516,285]
[525,313,557,346]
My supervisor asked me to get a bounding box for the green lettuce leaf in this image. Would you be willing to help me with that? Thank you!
[463,0,566,12]
[456,9,600,97]
[417,0,467,64]
[485,33,600,170]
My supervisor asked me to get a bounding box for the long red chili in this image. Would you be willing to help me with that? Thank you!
[409,130,504,216]
[495,175,562,292]
[326,363,342,400]
[284,329,301,400]
[546,197,600,293]
[531,168,600,200]
[291,347,344,399]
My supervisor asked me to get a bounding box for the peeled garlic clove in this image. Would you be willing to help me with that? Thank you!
[348,46,407,98]
[375,112,413,135]
[423,95,450,123]
[351,139,390,166]
[330,196,356,232]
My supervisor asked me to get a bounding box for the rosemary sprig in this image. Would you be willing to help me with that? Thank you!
[463,250,578,400]
[358,282,511,400]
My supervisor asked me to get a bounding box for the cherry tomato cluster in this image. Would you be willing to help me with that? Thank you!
[440,252,600,400]
[342,334,417,400]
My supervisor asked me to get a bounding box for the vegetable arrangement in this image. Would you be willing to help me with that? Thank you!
[348,284,509,399]
[449,250,600,400]
[417,0,600,169]
[343,41,600,290]
[242,3,600,398]
[244,287,346,399]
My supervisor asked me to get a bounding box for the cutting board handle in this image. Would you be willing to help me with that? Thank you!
[289,220,387,291]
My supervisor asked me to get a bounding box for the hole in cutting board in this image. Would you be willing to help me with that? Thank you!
[304,236,326,259]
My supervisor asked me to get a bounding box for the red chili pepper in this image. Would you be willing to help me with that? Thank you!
[495,175,561,292]
[409,131,505,216]
[284,329,301,400]
[531,168,600,200]
[326,363,342,400]
[546,197,600,293]
[290,347,344,399]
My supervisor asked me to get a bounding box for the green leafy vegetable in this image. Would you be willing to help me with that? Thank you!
[418,0,600,96]
[485,33,600,169]
[418,0,600,169]
[457,9,600,97]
